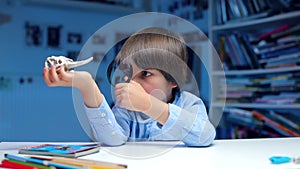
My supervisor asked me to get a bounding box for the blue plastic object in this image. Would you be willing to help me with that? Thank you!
[269,156,292,164]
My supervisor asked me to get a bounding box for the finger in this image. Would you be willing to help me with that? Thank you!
[58,66,72,81]
[129,80,143,88]
[42,67,53,86]
[116,93,129,109]
[128,80,144,91]
[114,88,121,97]
[49,65,60,83]
[129,80,138,86]
[115,82,125,89]
[114,85,126,98]
[115,93,121,103]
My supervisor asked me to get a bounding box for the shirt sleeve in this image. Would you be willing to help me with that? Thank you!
[151,98,216,147]
[84,95,128,146]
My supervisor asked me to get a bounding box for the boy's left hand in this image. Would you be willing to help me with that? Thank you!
[115,80,169,124]
[114,80,151,112]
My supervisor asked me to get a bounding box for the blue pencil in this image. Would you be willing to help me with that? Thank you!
[4,154,83,169]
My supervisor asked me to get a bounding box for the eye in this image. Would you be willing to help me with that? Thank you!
[142,71,151,77]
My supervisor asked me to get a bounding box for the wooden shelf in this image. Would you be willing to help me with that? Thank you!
[22,0,144,14]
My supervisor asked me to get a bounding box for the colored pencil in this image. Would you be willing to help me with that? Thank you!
[6,159,56,169]
[0,159,38,169]
[4,154,83,169]
[30,155,127,169]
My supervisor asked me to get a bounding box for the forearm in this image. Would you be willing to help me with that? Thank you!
[74,73,103,108]
[85,96,128,146]
[89,117,127,146]
[143,95,169,125]
[80,81,103,108]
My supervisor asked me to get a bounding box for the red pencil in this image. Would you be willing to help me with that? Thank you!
[0,159,39,169]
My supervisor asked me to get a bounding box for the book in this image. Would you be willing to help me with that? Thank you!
[215,0,223,24]
[271,24,300,39]
[269,111,300,131]
[256,42,298,54]
[252,110,300,137]
[259,52,300,64]
[227,0,242,18]
[220,0,228,24]
[258,24,289,40]
[261,46,300,59]
[18,143,100,158]
[238,32,261,69]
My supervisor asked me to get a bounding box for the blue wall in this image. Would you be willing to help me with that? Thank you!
[0,0,210,141]
[0,1,123,141]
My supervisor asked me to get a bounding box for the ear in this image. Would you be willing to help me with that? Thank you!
[170,83,177,89]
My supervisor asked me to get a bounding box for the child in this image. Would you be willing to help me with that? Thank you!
[42,27,216,147]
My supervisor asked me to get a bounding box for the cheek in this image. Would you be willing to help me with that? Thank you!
[142,82,170,98]
[137,80,160,94]
[140,83,168,101]
[140,83,154,94]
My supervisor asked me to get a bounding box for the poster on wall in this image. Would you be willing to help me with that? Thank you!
[25,22,43,46]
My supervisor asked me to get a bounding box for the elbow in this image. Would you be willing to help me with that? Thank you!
[184,121,216,147]
[92,131,127,146]
[102,140,126,147]
[184,130,216,147]
[198,128,216,147]
[97,135,127,146]
[197,121,216,147]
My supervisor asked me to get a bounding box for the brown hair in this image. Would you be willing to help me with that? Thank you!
[116,27,188,91]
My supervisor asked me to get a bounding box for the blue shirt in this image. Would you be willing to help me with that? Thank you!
[85,91,216,146]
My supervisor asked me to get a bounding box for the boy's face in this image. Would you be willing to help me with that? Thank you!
[131,62,177,102]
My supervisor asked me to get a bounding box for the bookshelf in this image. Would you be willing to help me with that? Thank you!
[208,0,300,139]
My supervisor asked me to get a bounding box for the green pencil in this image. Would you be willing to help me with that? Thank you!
[6,159,57,169]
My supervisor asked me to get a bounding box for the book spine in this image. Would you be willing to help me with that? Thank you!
[269,111,300,130]
[258,24,289,40]
[230,34,249,67]
[225,35,243,66]
[220,0,228,23]
[252,111,300,137]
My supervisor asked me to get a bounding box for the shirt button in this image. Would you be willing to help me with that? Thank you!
[100,113,106,118]
[111,131,116,135]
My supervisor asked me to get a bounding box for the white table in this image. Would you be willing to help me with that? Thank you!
[1,138,300,169]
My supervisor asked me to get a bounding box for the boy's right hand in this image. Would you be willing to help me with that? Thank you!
[42,65,92,90]
[43,65,103,108]
[43,65,73,87]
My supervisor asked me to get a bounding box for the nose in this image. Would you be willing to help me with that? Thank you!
[131,76,137,82]
[130,75,141,85]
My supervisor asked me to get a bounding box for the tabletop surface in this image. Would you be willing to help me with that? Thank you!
[1,137,300,169]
